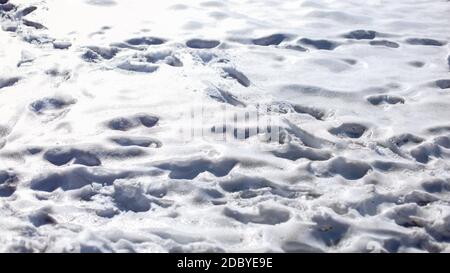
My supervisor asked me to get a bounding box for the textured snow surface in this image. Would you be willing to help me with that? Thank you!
[1,0,450,252]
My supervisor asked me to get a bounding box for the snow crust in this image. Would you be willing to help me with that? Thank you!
[1,0,450,252]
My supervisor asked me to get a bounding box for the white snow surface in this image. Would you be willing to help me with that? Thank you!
[1,0,450,252]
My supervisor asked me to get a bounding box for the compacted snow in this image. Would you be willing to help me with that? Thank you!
[1,0,450,252]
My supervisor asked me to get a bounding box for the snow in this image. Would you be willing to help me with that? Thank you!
[1,0,450,253]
